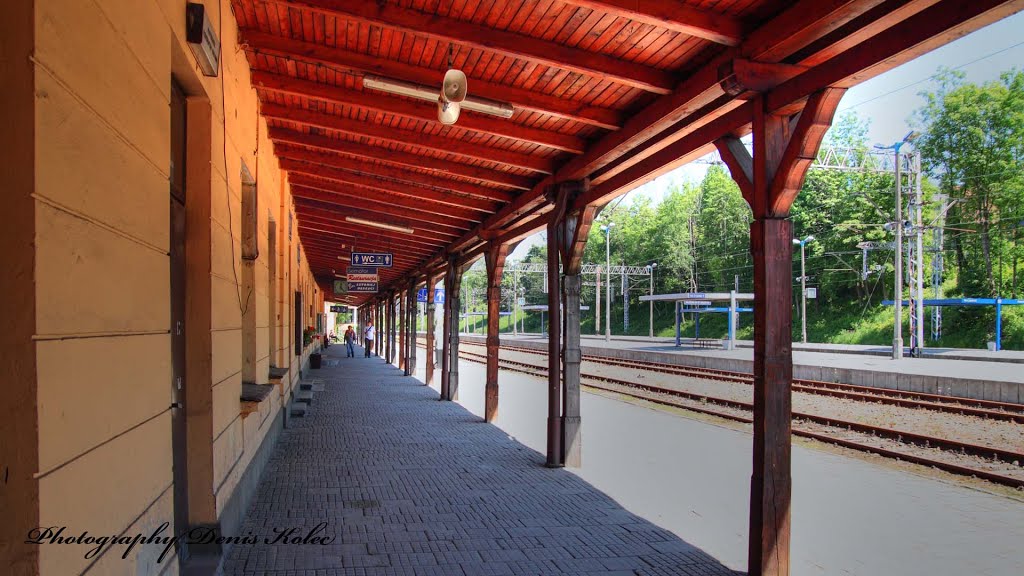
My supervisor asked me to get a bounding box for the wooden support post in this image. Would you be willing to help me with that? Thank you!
[408,281,418,377]
[484,243,509,422]
[556,183,595,468]
[440,259,456,400]
[719,89,842,576]
[384,294,391,364]
[378,300,383,358]
[448,269,464,401]
[425,275,436,385]
[398,292,405,370]
[561,273,582,465]
[391,294,398,365]
[545,187,569,468]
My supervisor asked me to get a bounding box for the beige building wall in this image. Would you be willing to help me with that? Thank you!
[2,1,324,574]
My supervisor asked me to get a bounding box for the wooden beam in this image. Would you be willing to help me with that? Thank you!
[714,136,754,204]
[496,212,551,246]
[263,1,676,93]
[253,71,586,153]
[241,30,622,130]
[277,153,499,213]
[741,0,888,62]
[767,0,1024,112]
[292,184,475,232]
[262,104,556,174]
[577,104,752,208]
[270,128,530,193]
[286,167,488,221]
[558,0,744,45]
[785,0,942,68]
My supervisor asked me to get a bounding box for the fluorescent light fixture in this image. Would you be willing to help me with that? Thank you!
[363,75,514,118]
[345,216,415,235]
[335,274,347,278]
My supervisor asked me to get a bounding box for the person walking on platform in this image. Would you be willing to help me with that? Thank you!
[364,320,375,358]
[344,325,356,357]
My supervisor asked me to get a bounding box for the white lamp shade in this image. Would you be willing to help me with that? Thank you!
[437,98,461,125]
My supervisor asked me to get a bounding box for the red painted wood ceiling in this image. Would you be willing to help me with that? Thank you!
[230,0,1023,306]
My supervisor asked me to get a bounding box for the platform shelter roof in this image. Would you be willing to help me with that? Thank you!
[230,0,1024,306]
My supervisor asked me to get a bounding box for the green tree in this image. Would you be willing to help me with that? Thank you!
[914,68,1024,297]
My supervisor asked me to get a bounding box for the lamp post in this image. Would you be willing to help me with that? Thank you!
[792,236,814,343]
[600,223,615,342]
[875,130,919,360]
[649,263,657,338]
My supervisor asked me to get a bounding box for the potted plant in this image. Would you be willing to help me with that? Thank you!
[305,327,322,369]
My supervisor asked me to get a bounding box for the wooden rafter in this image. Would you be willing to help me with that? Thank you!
[294,200,461,240]
[559,0,745,45]
[270,128,528,194]
[240,31,623,130]
[290,172,485,223]
[262,0,676,93]
[253,71,587,153]
[292,184,476,232]
[767,0,1024,113]
[297,221,448,252]
[276,144,506,209]
[280,158,496,214]
[295,208,457,245]
[262,104,556,174]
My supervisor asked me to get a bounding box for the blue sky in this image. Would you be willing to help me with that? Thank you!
[509,12,1024,260]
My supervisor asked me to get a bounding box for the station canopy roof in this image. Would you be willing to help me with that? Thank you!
[232,0,1022,306]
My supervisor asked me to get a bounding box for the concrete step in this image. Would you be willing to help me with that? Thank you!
[299,381,313,391]
[289,404,307,418]
[296,390,314,405]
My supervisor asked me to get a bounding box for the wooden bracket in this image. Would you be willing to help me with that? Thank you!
[749,87,845,218]
[714,136,753,206]
[718,58,808,97]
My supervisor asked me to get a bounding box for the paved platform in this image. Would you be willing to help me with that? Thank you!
[429,352,1024,576]
[222,344,742,576]
[458,333,1024,404]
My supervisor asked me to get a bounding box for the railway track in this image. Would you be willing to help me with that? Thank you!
[468,342,1024,424]
[450,345,1024,489]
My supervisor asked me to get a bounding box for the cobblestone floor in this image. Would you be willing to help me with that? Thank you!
[222,344,742,576]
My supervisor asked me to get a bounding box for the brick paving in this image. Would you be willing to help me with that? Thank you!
[223,344,742,576]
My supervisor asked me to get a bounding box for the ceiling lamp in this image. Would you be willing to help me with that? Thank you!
[345,216,414,235]
[363,76,514,119]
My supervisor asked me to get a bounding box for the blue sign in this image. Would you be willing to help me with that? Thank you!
[351,253,393,267]
[346,266,378,275]
[417,288,446,303]
[347,281,378,293]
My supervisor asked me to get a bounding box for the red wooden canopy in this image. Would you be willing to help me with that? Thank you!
[232,0,1022,305]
